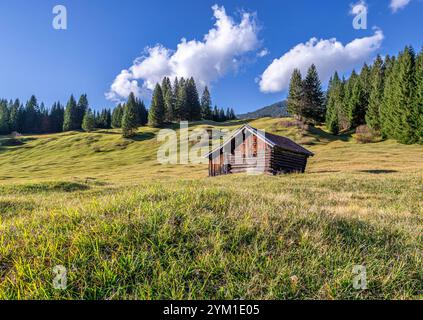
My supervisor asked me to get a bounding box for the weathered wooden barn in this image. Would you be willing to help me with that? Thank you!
[205,125,314,177]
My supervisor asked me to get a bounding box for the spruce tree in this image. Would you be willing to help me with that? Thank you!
[325,72,342,134]
[286,69,304,118]
[63,95,78,131]
[366,55,385,132]
[359,63,372,112]
[201,86,212,120]
[415,48,423,143]
[161,77,172,122]
[164,88,175,123]
[111,104,124,128]
[176,77,187,120]
[24,95,40,133]
[341,70,358,130]
[172,77,180,120]
[381,55,397,138]
[392,46,416,144]
[186,77,202,121]
[348,74,367,128]
[121,93,138,138]
[8,99,21,133]
[76,94,89,129]
[82,109,95,132]
[302,64,325,123]
[148,84,166,127]
[50,101,64,133]
[39,102,50,133]
[0,100,9,134]
[135,99,148,126]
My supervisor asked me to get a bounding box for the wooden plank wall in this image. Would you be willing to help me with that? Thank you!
[271,147,308,173]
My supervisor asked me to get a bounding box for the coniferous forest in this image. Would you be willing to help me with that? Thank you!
[287,45,422,144]
[0,76,236,137]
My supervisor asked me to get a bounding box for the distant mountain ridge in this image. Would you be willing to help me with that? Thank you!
[237,101,289,119]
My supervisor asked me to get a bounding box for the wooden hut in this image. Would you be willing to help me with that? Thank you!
[205,125,314,177]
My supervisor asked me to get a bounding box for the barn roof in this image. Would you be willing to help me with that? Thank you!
[205,124,314,158]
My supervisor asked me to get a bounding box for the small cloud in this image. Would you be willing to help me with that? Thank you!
[257,48,269,57]
[390,0,411,13]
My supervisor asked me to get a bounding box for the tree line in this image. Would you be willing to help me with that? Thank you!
[287,45,422,144]
[119,76,236,137]
[0,94,117,135]
[148,76,236,127]
[0,76,236,137]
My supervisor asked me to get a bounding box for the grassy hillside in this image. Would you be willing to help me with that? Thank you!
[0,118,422,299]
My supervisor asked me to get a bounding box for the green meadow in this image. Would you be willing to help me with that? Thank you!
[0,118,422,299]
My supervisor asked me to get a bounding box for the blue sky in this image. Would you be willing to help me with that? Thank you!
[0,0,421,114]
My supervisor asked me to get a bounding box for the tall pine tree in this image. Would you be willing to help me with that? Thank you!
[325,72,342,134]
[381,55,397,138]
[0,100,9,134]
[415,48,423,143]
[348,73,367,128]
[121,93,138,138]
[176,77,187,120]
[366,55,385,132]
[201,86,212,120]
[186,77,201,121]
[50,101,64,133]
[392,46,416,144]
[82,108,95,132]
[148,84,165,127]
[112,104,124,128]
[286,69,304,118]
[8,99,22,133]
[302,64,325,123]
[24,95,40,133]
[63,95,79,131]
[76,94,89,130]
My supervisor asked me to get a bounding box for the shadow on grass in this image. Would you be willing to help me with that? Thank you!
[0,181,90,194]
[358,170,398,174]
[128,132,155,142]
[324,217,404,251]
[307,126,352,142]
[309,170,341,174]
[94,130,121,135]
[0,137,39,155]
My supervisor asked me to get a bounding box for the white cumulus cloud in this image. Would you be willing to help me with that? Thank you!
[390,0,411,12]
[257,48,269,57]
[258,29,384,93]
[106,5,260,102]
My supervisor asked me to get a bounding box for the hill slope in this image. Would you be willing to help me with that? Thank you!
[0,118,422,299]
[237,101,289,119]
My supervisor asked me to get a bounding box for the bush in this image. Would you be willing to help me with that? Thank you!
[279,119,310,131]
[355,125,379,144]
